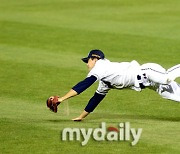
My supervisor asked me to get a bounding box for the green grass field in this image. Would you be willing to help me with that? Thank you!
[0,0,180,153]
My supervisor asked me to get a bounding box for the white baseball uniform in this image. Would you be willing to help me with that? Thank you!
[87,59,180,102]
[140,63,180,102]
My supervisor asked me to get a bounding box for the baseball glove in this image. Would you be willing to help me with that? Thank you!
[46,96,60,113]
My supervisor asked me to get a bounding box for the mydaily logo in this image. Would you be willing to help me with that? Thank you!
[61,122,142,146]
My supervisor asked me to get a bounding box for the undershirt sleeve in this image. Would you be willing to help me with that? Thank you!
[72,75,97,94]
[84,92,106,112]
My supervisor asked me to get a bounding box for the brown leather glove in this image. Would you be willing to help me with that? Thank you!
[46,96,60,113]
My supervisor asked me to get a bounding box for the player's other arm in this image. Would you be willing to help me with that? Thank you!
[72,92,106,121]
[58,75,97,102]
[72,81,110,121]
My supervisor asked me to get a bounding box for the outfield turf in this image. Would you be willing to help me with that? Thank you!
[0,0,180,153]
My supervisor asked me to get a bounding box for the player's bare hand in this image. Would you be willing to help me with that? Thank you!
[72,117,83,122]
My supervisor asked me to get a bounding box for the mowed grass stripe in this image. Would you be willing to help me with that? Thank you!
[1,20,180,66]
[0,0,180,40]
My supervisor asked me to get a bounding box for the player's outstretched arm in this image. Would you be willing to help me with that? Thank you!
[58,89,78,102]
[72,92,106,121]
[58,75,97,103]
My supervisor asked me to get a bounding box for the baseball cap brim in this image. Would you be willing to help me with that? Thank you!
[81,57,89,63]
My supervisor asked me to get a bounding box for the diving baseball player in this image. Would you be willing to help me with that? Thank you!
[47,49,180,121]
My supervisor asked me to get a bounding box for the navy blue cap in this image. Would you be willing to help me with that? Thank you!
[81,49,105,63]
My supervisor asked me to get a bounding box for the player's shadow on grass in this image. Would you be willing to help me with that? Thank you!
[45,113,180,123]
[90,113,180,122]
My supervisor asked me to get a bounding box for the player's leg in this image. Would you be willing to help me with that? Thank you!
[157,81,180,102]
[140,63,170,84]
[167,64,180,81]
